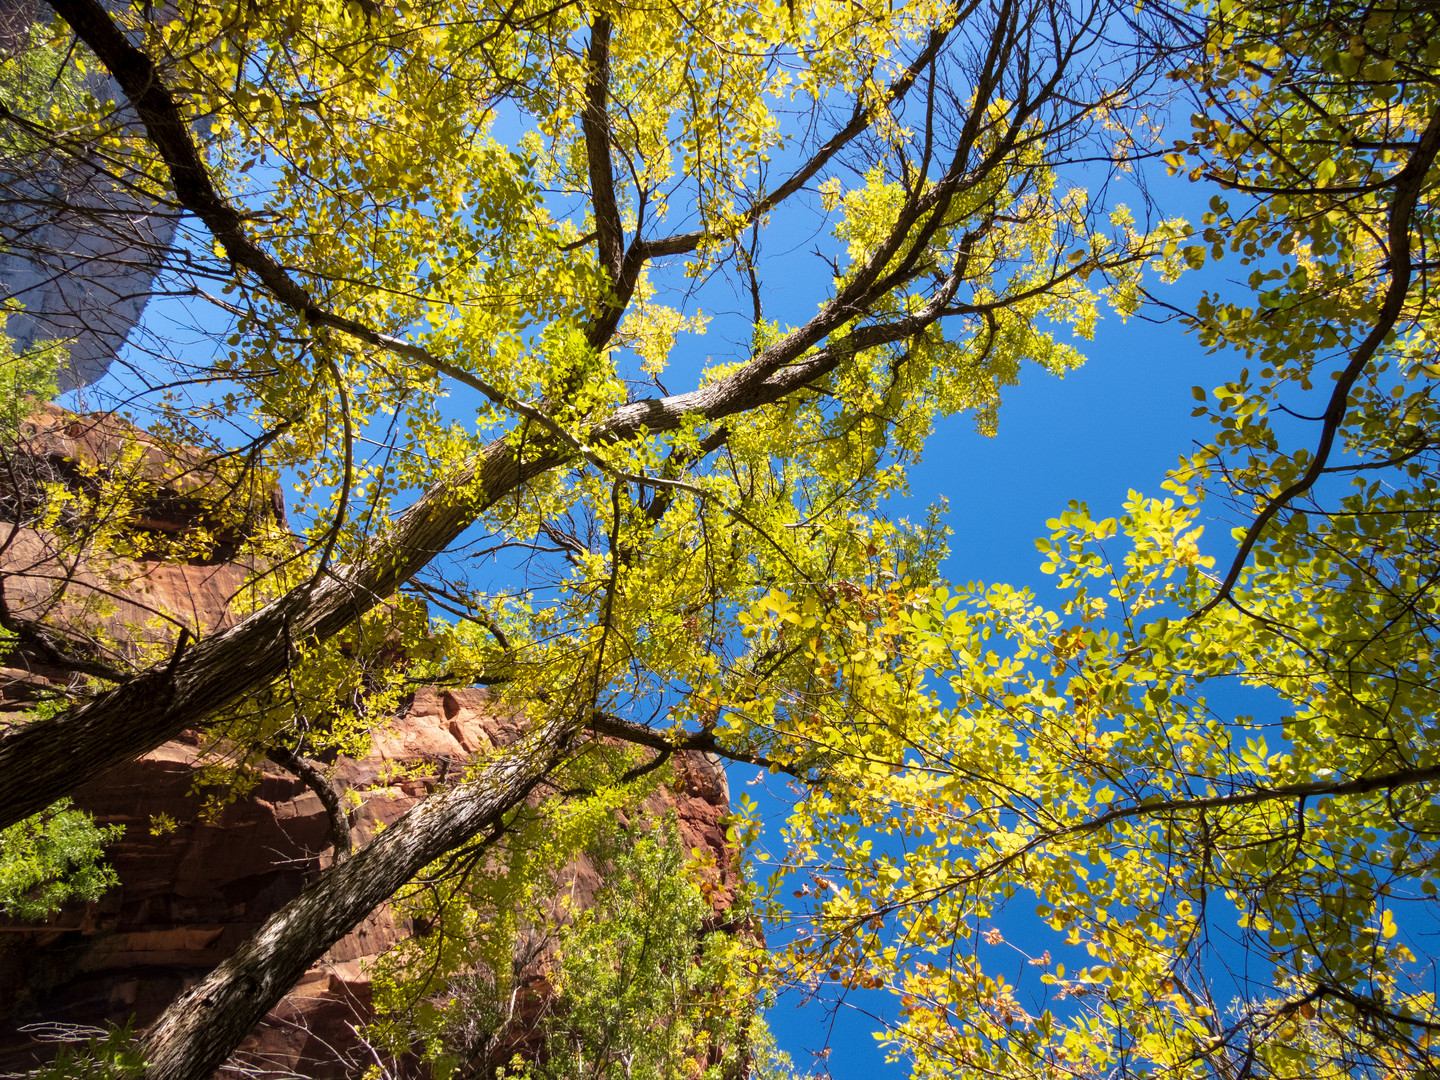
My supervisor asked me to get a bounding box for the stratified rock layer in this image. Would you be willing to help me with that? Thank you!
[0,403,284,701]
[0,690,732,1078]
[0,404,736,1076]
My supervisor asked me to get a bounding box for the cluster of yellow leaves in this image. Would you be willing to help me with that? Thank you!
[713,478,1440,1079]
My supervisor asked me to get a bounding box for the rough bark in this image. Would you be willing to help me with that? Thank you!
[137,716,571,1080]
[0,436,562,830]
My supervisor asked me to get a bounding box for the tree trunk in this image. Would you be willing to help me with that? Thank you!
[0,440,563,831]
[138,716,571,1080]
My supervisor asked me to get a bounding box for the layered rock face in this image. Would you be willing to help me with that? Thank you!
[0,403,283,703]
[4,402,286,557]
[0,691,734,1078]
[0,404,737,1077]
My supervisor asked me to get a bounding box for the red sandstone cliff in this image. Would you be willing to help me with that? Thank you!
[0,692,735,1078]
[0,402,282,702]
[0,406,738,1078]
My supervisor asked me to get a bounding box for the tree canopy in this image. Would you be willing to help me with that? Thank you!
[2,0,1439,1077]
[748,2,1440,1076]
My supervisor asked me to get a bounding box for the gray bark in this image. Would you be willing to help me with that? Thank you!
[137,715,571,1080]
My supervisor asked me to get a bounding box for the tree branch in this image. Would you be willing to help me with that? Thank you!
[635,2,976,260]
[1196,104,1440,616]
[957,761,1440,888]
[265,745,353,862]
[581,16,623,285]
[588,711,801,778]
[139,716,572,1080]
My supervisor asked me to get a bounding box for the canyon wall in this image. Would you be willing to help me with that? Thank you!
[0,694,733,1077]
[0,407,737,1078]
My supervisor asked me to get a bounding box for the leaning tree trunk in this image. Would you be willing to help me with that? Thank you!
[138,716,571,1080]
[0,438,562,831]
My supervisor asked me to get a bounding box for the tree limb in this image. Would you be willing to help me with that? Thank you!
[265,745,353,863]
[139,716,572,1080]
[587,711,801,778]
[956,761,1440,889]
[581,16,623,286]
[1196,104,1440,616]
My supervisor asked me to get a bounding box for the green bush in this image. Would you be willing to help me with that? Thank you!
[0,798,123,922]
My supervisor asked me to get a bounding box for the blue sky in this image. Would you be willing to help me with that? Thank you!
[749,282,1229,1076]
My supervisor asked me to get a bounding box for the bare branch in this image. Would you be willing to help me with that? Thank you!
[588,710,801,778]
[265,744,353,862]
